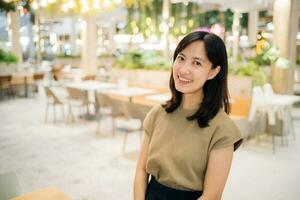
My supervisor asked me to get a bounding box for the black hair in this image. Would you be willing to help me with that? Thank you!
[162,31,230,128]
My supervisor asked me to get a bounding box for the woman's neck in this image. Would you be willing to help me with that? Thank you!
[181,91,203,110]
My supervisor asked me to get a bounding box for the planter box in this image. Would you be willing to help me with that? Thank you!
[0,63,18,75]
[55,57,81,67]
[110,68,170,89]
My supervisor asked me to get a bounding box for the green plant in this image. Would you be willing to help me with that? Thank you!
[229,61,267,86]
[114,50,169,71]
[249,46,280,66]
[0,49,18,64]
[297,48,300,65]
[56,54,81,59]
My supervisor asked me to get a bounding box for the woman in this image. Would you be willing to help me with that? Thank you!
[134,31,243,200]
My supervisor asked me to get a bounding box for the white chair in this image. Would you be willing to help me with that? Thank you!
[0,171,23,200]
[263,83,297,141]
[44,86,66,123]
[249,85,294,153]
[113,100,151,154]
[95,92,124,136]
[66,87,90,123]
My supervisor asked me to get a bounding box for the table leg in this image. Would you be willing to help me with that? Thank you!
[24,77,28,97]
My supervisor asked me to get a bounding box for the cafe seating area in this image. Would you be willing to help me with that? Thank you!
[1,72,300,199]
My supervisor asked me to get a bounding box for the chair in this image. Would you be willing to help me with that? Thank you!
[44,86,66,123]
[0,75,14,99]
[0,171,23,200]
[249,86,291,153]
[32,72,45,93]
[82,75,96,80]
[113,99,151,153]
[66,87,89,123]
[95,92,124,136]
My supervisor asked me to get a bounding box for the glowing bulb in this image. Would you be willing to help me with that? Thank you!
[32,1,39,10]
[68,0,75,8]
[62,4,69,12]
[146,17,151,25]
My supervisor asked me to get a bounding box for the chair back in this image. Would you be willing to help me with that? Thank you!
[33,72,45,81]
[0,75,12,87]
[263,83,275,97]
[82,75,96,80]
[0,171,23,200]
[113,99,151,121]
[95,92,122,116]
[66,87,88,104]
[44,86,62,104]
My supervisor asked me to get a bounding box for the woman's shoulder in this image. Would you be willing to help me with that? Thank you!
[210,109,236,127]
[148,104,165,115]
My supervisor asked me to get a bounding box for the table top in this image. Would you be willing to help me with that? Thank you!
[10,187,72,200]
[63,80,117,91]
[104,87,158,97]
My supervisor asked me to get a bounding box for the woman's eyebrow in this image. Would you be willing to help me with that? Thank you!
[178,52,185,57]
[192,57,204,62]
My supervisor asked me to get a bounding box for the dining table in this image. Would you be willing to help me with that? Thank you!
[103,86,159,102]
[10,187,72,200]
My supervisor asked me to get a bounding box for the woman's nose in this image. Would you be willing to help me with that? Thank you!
[178,63,191,75]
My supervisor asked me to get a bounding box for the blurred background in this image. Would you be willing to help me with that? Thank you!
[0,0,300,200]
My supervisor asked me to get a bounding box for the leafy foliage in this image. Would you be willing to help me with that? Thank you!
[0,49,18,64]
[229,61,267,86]
[114,50,170,71]
[249,46,280,66]
[0,0,16,12]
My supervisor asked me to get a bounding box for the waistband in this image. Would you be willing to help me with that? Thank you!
[148,176,202,198]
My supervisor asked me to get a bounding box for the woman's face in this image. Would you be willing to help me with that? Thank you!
[172,41,220,95]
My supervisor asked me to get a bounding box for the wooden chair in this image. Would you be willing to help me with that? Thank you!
[32,72,45,93]
[66,87,89,123]
[95,92,124,136]
[113,99,151,153]
[0,75,14,99]
[44,86,65,123]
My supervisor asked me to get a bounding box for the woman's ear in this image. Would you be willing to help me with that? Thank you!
[208,66,221,80]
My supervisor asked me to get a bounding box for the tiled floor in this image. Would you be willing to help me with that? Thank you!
[0,97,300,200]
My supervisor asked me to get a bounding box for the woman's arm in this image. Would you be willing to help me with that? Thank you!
[134,134,150,200]
[198,146,234,200]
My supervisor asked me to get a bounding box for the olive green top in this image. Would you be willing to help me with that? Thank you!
[143,104,243,191]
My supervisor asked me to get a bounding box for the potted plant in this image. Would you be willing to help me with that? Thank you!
[0,48,18,75]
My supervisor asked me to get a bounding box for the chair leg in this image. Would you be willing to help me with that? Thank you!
[288,109,296,140]
[96,115,102,135]
[45,103,49,123]
[112,118,115,137]
[272,134,275,154]
[53,104,56,123]
[123,131,128,154]
[61,104,65,120]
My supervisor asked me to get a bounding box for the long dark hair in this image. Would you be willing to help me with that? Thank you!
[163,31,230,128]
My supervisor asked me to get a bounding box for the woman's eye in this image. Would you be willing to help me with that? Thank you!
[177,56,184,61]
[194,61,201,66]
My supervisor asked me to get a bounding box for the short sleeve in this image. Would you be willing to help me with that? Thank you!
[210,118,243,151]
[143,105,161,138]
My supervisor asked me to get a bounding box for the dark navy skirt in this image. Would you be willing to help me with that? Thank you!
[145,176,203,200]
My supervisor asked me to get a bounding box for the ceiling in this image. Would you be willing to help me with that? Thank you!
[171,0,274,12]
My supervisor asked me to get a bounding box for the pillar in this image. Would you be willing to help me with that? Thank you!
[81,15,98,76]
[8,11,23,69]
[272,0,300,94]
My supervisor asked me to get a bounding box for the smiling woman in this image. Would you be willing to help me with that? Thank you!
[134,31,243,200]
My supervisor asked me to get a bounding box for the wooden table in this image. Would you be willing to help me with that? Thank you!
[104,87,159,102]
[10,187,72,200]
